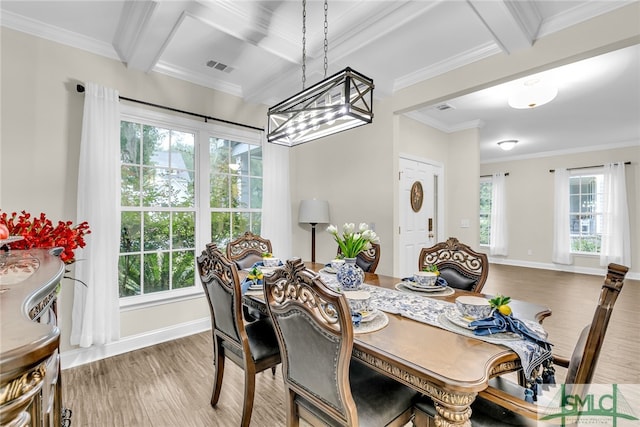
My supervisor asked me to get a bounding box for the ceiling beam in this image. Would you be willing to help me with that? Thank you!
[466,0,541,54]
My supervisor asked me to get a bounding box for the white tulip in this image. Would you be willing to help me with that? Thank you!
[359,222,369,232]
[343,223,355,234]
[326,224,338,235]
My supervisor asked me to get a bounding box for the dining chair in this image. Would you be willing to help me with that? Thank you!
[412,262,629,427]
[338,242,381,273]
[226,231,273,270]
[264,257,417,427]
[226,231,273,321]
[196,243,281,427]
[417,237,488,292]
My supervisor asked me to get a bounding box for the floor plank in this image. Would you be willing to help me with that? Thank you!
[62,264,639,426]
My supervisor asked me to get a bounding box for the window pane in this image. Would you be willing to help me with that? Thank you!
[210,174,230,208]
[230,141,249,175]
[251,177,262,209]
[121,211,141,252]
[250,146,263,176]
[210,138,230,172]
[172,212,195,249]
[121,121,141,164]
[172,250,195,289]
[144,211,170,251]
[250,212,262,235]
[231,175,250,208]
[232,212,250,237]
[119,254,141,297]
[145,127,170,167]
[142,167,171,207]
[121,165,140,206]
[211,212,231,247]
[143,252,170,293]
[479,181,492,245]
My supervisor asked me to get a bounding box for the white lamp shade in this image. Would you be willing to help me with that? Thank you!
[299,200,330,224]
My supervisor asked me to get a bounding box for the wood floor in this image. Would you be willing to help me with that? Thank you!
[62,264,639,426]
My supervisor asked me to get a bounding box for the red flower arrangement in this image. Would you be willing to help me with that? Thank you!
[0,210,91,263]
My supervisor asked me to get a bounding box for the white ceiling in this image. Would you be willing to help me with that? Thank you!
[2,0,638,161]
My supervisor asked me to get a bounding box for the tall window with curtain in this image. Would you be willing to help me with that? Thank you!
[118,106,263,305]
[479,173,508,256]
[554,163,630,266]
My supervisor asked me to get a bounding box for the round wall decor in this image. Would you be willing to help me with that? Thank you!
[410,181,423,212]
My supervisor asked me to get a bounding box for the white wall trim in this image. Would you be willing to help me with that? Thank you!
[489,257,639,280]
[60,317,211,370]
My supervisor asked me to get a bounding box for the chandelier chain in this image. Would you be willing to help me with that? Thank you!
[302,0,307,89]
[323,0,328,79]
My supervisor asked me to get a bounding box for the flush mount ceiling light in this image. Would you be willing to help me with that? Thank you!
[497,139,518,151]
[508,78,558,109]
[267,0,374,147]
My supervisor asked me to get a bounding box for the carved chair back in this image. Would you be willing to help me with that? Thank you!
[264,258,359,425]
[226,231,272,270]
[418,237,488,292]
[338,243,381,273]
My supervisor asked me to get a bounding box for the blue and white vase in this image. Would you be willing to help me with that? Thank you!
[337,257,364,290]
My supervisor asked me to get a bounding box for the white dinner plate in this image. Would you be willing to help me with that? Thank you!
[319,267,337,274]
[400,281,447,292]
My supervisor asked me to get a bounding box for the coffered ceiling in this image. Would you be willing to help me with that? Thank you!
[1,0,638,161]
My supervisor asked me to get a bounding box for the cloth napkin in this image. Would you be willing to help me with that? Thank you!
[469,311,549,347]
[469,311,554,402]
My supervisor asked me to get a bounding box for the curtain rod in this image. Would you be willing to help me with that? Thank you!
[549,161,630,173]
[76,84,264,132]
[480,173,509,178]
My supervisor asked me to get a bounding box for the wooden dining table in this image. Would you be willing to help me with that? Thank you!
[243,262,551,427]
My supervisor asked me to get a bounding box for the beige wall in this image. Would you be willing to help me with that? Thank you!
[480,146,639,272]
[290,99,396,275]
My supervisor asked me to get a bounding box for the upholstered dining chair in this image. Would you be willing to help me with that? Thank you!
[338,242,381,273]
[418,237,488,292]
[413,263,629,427]
[196,243,281,427]
[264,258,417,427]
[226,231,273,270]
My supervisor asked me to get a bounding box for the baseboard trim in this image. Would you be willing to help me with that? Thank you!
[488,257,639,280]
[60,317,211,370]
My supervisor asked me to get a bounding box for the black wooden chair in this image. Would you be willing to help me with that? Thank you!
[418,237,488,292]
[196,243,281,427]
[413,263,629,427]
[264,258,417,426]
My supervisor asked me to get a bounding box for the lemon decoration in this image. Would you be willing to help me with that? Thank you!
[489,294,512,316]
[248,266,264,282]
[423,264,440,276]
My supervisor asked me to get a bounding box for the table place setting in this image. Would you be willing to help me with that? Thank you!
[394,271,454,297]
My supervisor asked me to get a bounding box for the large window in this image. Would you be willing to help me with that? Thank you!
[569,172,603,254]
[479,178,492,245]
[118,108,262,302]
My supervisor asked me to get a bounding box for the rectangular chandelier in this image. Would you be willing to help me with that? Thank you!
[267,67,374,146]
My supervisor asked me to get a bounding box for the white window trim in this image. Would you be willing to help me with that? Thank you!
[119,105,262,309]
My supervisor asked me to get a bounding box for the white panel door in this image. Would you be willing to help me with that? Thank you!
[398,157,443,278]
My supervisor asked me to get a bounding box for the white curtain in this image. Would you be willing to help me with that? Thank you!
[552,168,573,265]
[600,163,630,267]
[70,83,121,348]
[261,135,292,259]
[489,173,508,256]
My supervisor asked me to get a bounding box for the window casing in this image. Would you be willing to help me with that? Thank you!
[569,171,604,254]
[479,177,492,246]
[118,106,262,307]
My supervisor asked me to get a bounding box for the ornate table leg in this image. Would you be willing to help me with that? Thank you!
[432,391,476,427]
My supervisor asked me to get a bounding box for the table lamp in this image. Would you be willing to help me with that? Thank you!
[298,199,330,263]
